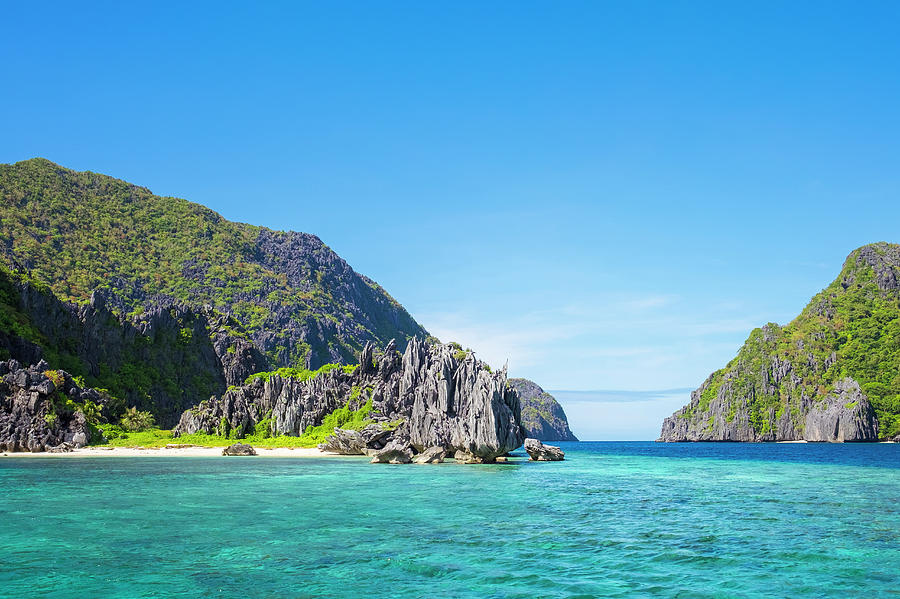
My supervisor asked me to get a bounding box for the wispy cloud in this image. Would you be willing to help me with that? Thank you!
[413,292,765,390]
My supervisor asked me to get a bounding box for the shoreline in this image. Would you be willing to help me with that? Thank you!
[0,445,350,458]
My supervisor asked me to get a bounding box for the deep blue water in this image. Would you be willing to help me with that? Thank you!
[1,442,898,598]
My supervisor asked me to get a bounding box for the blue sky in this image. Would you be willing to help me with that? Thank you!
[3,2,900,438]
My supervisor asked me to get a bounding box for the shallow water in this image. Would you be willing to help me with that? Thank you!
[1,442,898,598]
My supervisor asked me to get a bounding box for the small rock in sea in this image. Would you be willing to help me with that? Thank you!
[523,438,565,461]
[412,446,445,464]
[222,443,257,456]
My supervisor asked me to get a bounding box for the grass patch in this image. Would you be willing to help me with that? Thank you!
[96,428,326,448]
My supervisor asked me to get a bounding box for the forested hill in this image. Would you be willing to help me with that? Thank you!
[0,158,427,369]
[660,243,900,442]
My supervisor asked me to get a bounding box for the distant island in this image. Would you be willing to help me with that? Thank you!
[508,378,577,441]
[660,243,900,443]
[0,159,569,458]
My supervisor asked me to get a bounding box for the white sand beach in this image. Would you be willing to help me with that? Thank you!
[0,445,350,458]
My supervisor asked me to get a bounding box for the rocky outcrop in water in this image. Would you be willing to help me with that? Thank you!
[524,438,565,461]
[659,374,879,442]
[175,338,526,462]
[509,378,578,441]
[0,359,112,452]
[659,243,900,442]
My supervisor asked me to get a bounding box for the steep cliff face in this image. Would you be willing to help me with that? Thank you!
[660,243,900,442]
[0,158,427,371]
[1,267,266,427]
[508,378,578,441]
[175,338,526,461]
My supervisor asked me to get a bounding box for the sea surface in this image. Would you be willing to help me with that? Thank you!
[1,442,898,598]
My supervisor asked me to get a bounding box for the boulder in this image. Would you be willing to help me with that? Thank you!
[412,446,445,464]
[318,425,390,455]
[370,440,413,464]
[453,449,494,464]
[222,442,257,456]
[524,438,565,461]
[47,442,75,453]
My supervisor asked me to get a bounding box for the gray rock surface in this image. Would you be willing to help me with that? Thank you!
[370,439,414,464]
[509,378,578,441]
[453,449,493,464]
[317,425,390,455]
[413,446,446,464]
[523,438,565,461]
[803,379,879,442]
[222,442,257,456]
[176,338,526,462]
[659,371,880,442]
[0,359,111,452]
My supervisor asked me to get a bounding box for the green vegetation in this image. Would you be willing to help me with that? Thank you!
[679,243,900,439]
[295,397,375,446]
[120,407,156,432]
[243,363,355,385]
[0,262,234,425]
[509,378,576,440]
[448,341,472,362]
[0,158,425,373]
[95,396,375,449]
[0,158,433,431]
[97,428,327,448]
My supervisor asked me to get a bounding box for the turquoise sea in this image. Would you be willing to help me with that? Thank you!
[1,442,898,598]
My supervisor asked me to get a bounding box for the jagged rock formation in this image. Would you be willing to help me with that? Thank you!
[0,359,113,452]
[175,338,526,462]
[509,378,578,441]
[660,243,900,442]
[524,438,565,461]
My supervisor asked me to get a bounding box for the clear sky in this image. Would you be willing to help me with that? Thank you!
[3,2,900,439]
